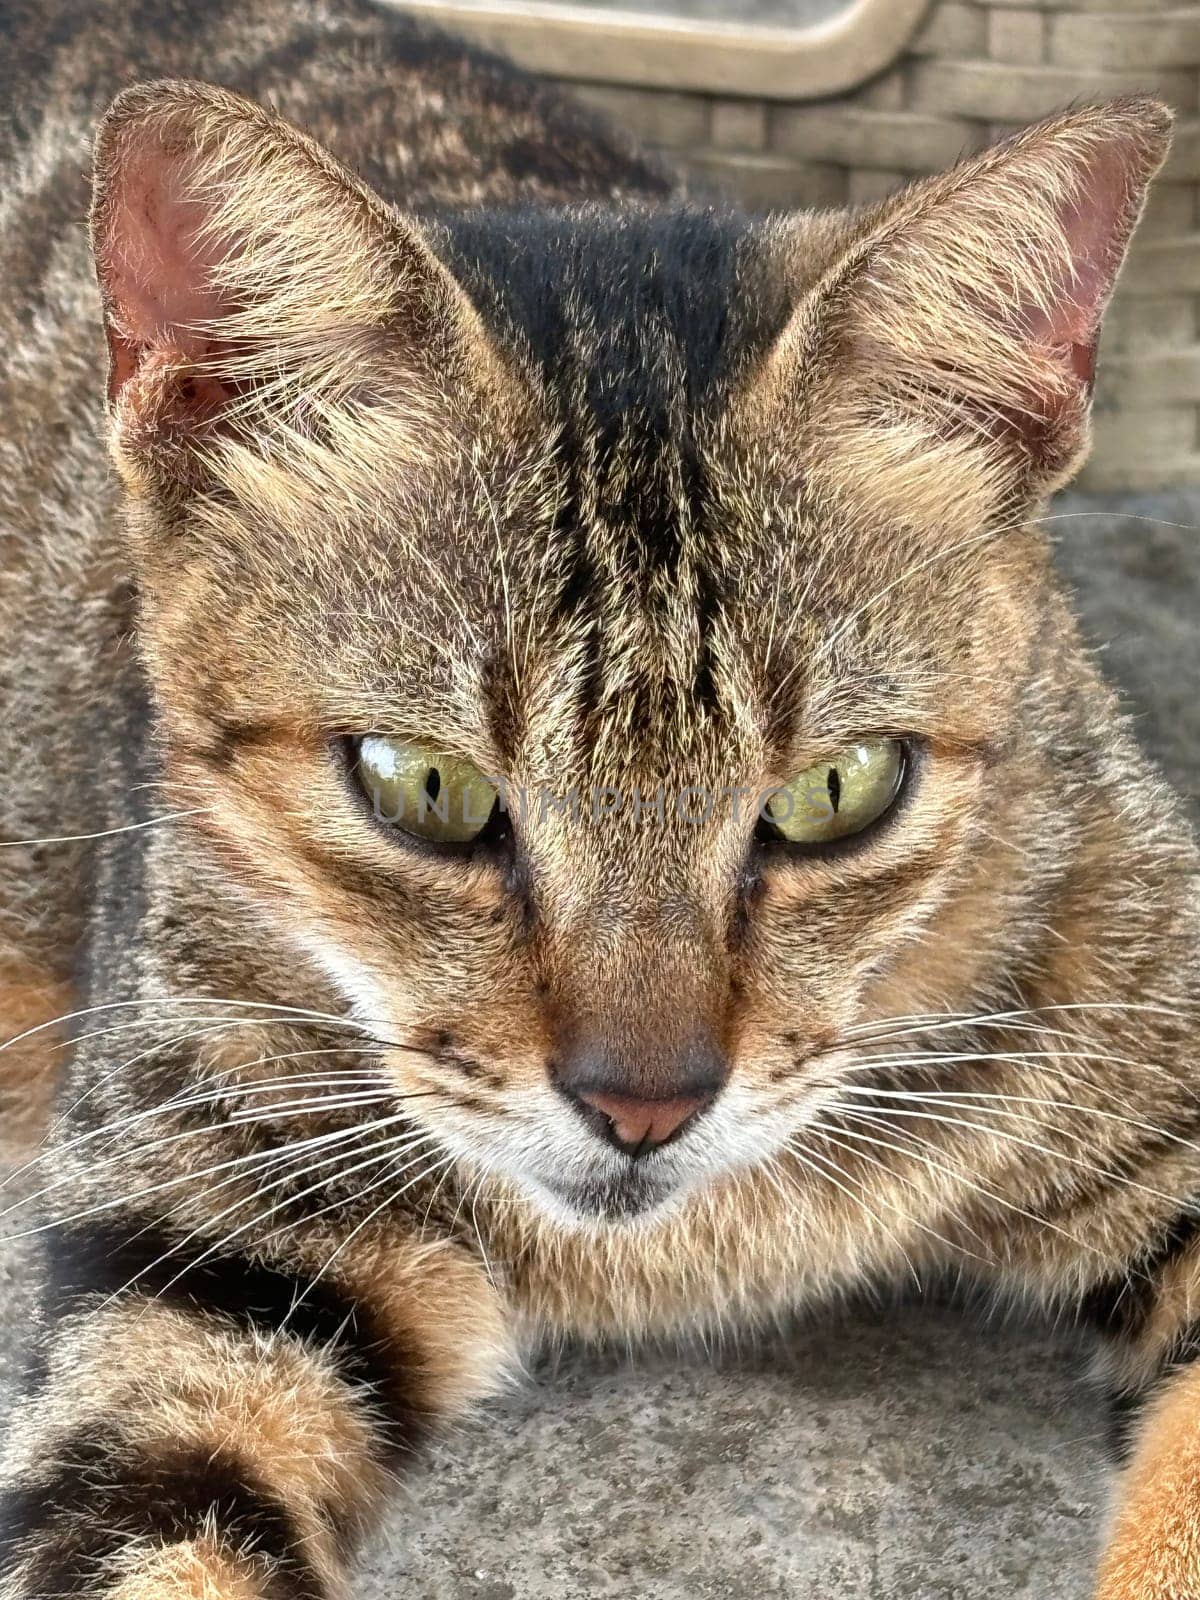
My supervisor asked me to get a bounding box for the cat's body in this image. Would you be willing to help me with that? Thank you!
[2,2,1200,1596]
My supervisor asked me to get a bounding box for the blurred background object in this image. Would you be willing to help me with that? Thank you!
[397,0,1200,492]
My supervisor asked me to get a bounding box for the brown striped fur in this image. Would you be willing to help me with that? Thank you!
[3,1,1200,1596]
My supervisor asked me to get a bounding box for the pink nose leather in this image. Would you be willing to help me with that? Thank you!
[576,1089,707,1150]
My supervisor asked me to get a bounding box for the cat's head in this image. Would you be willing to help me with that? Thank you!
[90,81,1169,1225]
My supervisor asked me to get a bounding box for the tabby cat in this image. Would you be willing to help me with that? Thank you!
[0,0,1197,1595]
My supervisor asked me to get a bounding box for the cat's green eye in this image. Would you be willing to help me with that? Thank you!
[764,739,905,847]
[354,736,499,846]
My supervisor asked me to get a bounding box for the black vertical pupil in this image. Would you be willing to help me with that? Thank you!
[828,766,841,813]
[424,767,442,801]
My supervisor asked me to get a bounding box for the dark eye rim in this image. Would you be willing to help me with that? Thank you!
[753,738,918,863]
[334,735,511,861]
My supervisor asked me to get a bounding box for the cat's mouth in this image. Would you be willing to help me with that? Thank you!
[458,1077,798,1230]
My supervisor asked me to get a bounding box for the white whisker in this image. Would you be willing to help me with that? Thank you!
[288,1146,460,1328]
[785,1136,923,1290]
[0,1057,413,1207]
[824,1099,1192,1211]
[0,809,211,848]
[2,1107,430,1241]
[107,1129,443,1317]
[808,1109,1095,1254]
[835,1084,1200,1154]
[808,1121,989,1265]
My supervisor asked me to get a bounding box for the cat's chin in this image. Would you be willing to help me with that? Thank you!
[523,1169,691,1233]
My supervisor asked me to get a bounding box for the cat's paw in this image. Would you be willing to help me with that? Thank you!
[1095,1540,1200,1600]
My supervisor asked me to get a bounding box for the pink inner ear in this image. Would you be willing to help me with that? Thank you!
[97,132,236,413]
[1020,142,1138,392]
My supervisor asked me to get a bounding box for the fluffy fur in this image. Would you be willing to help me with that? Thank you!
[1,2,1198,1597]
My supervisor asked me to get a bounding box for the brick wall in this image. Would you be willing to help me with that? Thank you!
[556,0,1200,491]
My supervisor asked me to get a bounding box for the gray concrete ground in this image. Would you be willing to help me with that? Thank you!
[1,487,1197,1598]
[362,1308,1109,1600]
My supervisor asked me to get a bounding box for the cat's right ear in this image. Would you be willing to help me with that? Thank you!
[90,80,494,486]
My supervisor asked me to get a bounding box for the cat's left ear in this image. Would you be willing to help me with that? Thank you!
[757,97,1171,503]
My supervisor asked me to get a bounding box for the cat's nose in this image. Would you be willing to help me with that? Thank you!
[572,1087,713,1156]
[555,1027,726,1157]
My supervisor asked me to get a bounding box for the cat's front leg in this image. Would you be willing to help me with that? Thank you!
[1096,1363,1200,1599]
[0,1220,513,1598]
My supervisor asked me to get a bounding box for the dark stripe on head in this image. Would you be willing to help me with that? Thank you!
[45,1222,427,1458]
[439,207,762,437]
[679,430,720,715]
[441,206,785,735]
[0,1434,320,1598]
[1079,1206,1200,1340]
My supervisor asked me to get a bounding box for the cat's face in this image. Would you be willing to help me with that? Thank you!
[134,384,1034,1225]
[92,83,1168,1224]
